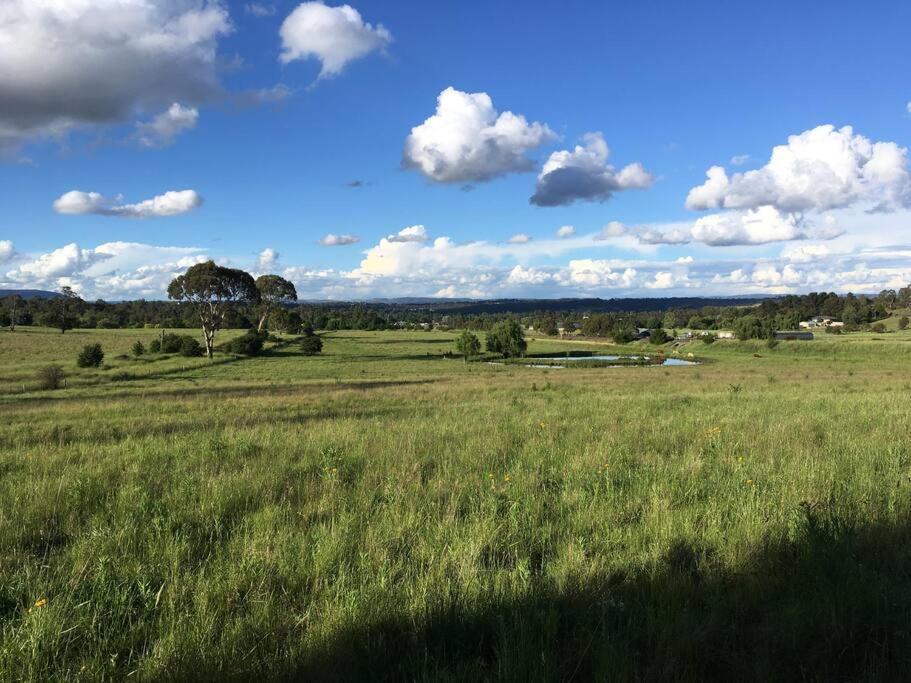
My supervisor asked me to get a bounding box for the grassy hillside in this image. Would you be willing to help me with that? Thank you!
[2,327,911,680]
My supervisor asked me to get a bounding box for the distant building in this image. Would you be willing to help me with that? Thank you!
[800,316,843,329]
[775,330,814,341]
[636,328,651,339]
[715,331,735,340]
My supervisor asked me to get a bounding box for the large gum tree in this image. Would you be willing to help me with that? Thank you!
[254,274,298,333]
[167,261,260,359]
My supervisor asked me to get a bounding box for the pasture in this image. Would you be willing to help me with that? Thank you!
[2,326,911,680]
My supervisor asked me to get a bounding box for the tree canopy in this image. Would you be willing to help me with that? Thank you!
[485,319,526,358]
[167,261,259,358]
[455,330,481,362]
[254,274,298,332]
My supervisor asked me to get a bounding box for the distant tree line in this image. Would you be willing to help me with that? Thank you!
[2,285,907,339]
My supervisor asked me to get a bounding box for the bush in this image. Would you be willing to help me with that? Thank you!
[148,338,161,353]
[131,340,145,357]
[766,337,779,349]
[37,364,66,390]
[159,333,186,353]
[900,316,910,330]
[612,326,638,344]
[649,328,671,345]
[299,334,323,355]
[701,334,716,345]
[179,336,203,357]
[76,343,104,368]
[225,330,267,356]
[825,326,843,335]
[485,320,527,358]
[871,322,887,333]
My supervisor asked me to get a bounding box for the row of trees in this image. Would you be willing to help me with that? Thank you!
[4,282,907,341]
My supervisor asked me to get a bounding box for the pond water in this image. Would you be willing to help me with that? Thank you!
[531,355,699,368]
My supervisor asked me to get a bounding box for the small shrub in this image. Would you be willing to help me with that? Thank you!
[701,334,716,345]
[299,334,323,355]
[148,338,161,353]
[131,340,146,357]
[825,326,843,335]
[766,337,779,349]
[900,316,910,330]
[37,364,66,390]
[225,330,267,356]
[871,322,887,333]
[77,343,104,368]
[160,333,186,353]
[179,337,203,357]
[649,328,671,345]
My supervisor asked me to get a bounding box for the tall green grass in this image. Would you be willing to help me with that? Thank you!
[2,327,911,680]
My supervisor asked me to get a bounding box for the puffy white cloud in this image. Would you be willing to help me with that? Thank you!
[638,226,692,245]
[686,125,911,213]
[730,154,750,166]
[53,190,203,218]
[567,260,638,288]
[530,132,653,207]
[135,103,198,148]
[256,248,280,271]
[2,241,208,298]
[386,225,428,243]
[556,225,576,239]
[403,87,555,183]
[0,240,15,264]
[625,207,844,248]
[595,221,628,239]
[5,243,104,282]
[318,233,360,246]
[690,206,805,246]
[8,225,911,301]
[644,271,677,289]
[508,233,532,244]
[506,265,556,286]
[280,2,391,79]
[0,0,231,153]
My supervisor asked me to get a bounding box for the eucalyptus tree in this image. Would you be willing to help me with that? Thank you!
[167,261,259,359]
[254,274,298,333]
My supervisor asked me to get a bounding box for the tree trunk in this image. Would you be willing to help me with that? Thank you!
[257,312,268,333]
[204,327,214,360]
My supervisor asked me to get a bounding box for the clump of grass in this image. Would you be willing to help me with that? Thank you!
[35,364,66,390]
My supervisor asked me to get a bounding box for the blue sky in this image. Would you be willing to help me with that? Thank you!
[2,0,911,299]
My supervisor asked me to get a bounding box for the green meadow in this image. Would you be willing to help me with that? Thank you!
[2,326,911,680]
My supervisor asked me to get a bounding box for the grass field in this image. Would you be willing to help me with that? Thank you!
[3,326,911,680]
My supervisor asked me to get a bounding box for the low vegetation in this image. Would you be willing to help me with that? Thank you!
[2,324,911,679]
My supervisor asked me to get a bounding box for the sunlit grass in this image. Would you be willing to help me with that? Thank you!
[2,327,911,679]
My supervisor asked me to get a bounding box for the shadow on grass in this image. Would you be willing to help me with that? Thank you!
[276,505,911,682]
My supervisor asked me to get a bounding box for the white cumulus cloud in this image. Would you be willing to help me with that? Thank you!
[280,2,391,79]
[53,190,203,218]
[508,233,532,244]
[530,132,653,207]
[0,0,231,154]
[318,233,360,246]
[556,225,576,239]
[403,87,555,184]
[135,103,198,148]
[386,225,428,243]
[686,124,911,213]
[0,240,15,264]
[256,248,280,270]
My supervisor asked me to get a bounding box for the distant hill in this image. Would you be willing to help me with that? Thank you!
[0,289,62,300]
[305,296,770,314]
